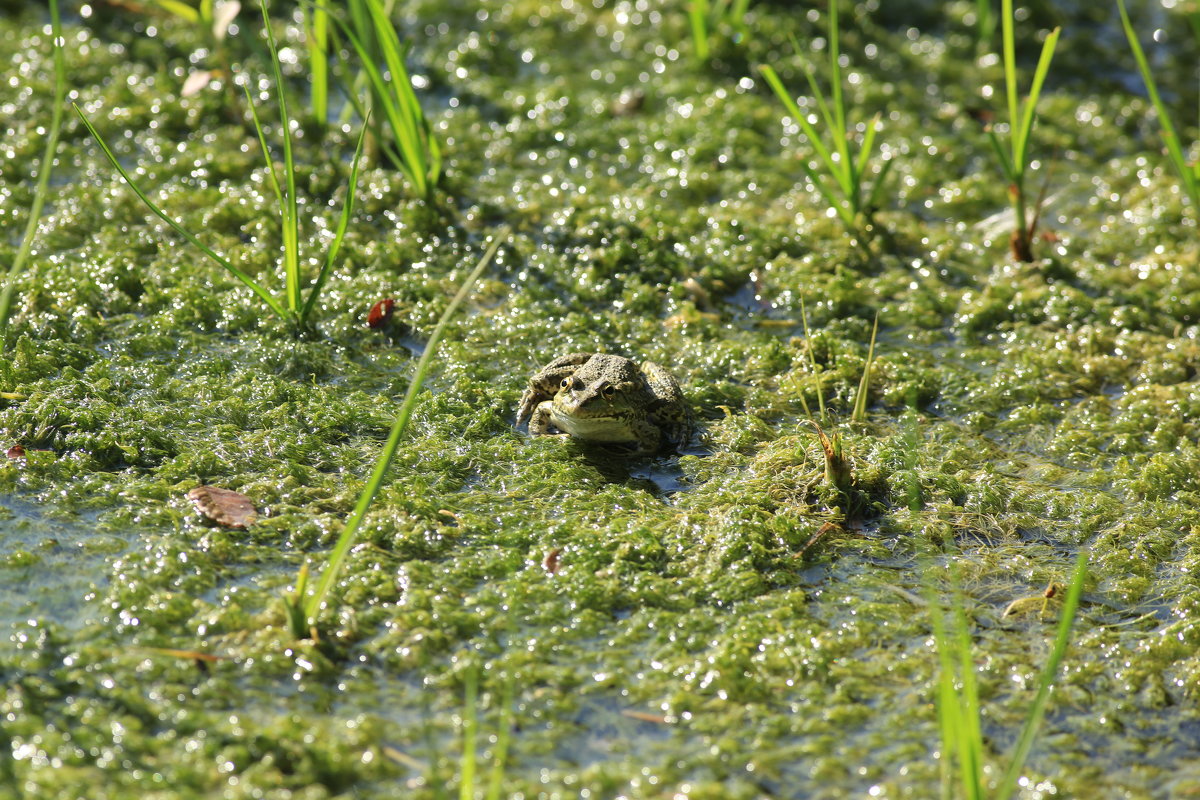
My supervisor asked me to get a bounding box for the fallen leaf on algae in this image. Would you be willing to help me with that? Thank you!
[187,486,257,529]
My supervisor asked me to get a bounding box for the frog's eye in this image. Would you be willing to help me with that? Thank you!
[560,377,570,389]
[601,383,616,400]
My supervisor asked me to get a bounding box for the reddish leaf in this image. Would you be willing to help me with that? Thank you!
[5,445,25,459]
[367,298,396,329]
[542,547,562,574]
[187,486,257,529]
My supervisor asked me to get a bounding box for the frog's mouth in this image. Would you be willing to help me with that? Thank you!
[548,405,637,443]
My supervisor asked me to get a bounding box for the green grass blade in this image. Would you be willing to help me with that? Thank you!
[986,126,1015,181]
[74,105,290,322]
[1001,0,1019,161]
[301,231,507,625]
[0,0,67,339]
[854,113,880,184]
[151,0,201,22]
[864,153,894,214]
[800,298,826,423]
[459,668,478,800]
[241,82,288,233]
[308,4,329,123]
[1012,27,1060,176]
[1116,0,1200,209]
[827,0,851,176]
[851,311,878,422]
[953,598,985,800]
[759,64,849,205]
[995,551,1088,799]
[690,0,710,61]
[484,676,513,800]
[300,113,371,325]
[800,64,853,197]
[257,0,302,312]
[366,0,434,190]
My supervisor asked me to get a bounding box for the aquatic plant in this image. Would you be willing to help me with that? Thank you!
[931,551,1087,799]
[689,0,751,62]
[985,0,1060,262]
[75,0,367,334]
[334,0,442,201]
[0,0,66,342]
[850,311,879,423]
[457,667,512,800]
[289,231,506,639]
[758,0,891,244]
[144,0,240,97]
[1116,0,1200,215]
[304,3,330,125]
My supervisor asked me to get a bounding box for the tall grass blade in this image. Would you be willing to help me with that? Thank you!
[995,551,1088,799]
[74,106,290,322]
[1116,0,1200,210]
[255,0,302,312]
[690,0,710,61]
[1012,27,1061,176]
[300,113,371,325]
[300,231,507,627]
[799,298,827,423]
[0,0,67,340]
[850,312,878,422]
[307,4,329,123]
[484,676,513,800]
[459,667,479,800]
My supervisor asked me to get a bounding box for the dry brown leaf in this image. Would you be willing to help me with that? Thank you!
[187,485,257,529]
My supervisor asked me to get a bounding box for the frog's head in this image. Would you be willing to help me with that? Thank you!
[551,355,647,421]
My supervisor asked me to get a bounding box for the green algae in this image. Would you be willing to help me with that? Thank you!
[3,1,1200,797]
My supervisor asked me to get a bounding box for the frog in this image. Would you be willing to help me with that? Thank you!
[516,352,694,455]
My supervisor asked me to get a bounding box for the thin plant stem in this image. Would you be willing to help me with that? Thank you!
[300,231,507,627]
[0,0,67,341]
[1116,0,1200,211]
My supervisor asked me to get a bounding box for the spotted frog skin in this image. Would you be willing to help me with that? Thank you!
[516,353,693,455]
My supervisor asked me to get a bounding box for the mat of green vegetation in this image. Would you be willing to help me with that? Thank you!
[3,1,1200,797]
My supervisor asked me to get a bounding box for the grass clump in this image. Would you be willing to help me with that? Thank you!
[0,0,67,342]
[335,0,442,201]
[931,551,1087,799]
[758,0,892,245]
[1116,0,1200,216]
[75,0,367,335]
[985,0,1060,262]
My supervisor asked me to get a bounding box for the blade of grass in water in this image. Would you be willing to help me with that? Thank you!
[459,667,479,800]
[0,0,67,341]
[307,4,329,124]
[850,312,878,423]
[1116,0,1200,211]
[300,111,371,325]
[689,0,710,61]
[254,0,302,312]
[300,231,507,628]
[484,676,513,800]
[336,0,441,199]
[990,0,1059,260]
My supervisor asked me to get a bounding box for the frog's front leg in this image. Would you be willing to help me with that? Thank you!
[527,400,560,437]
